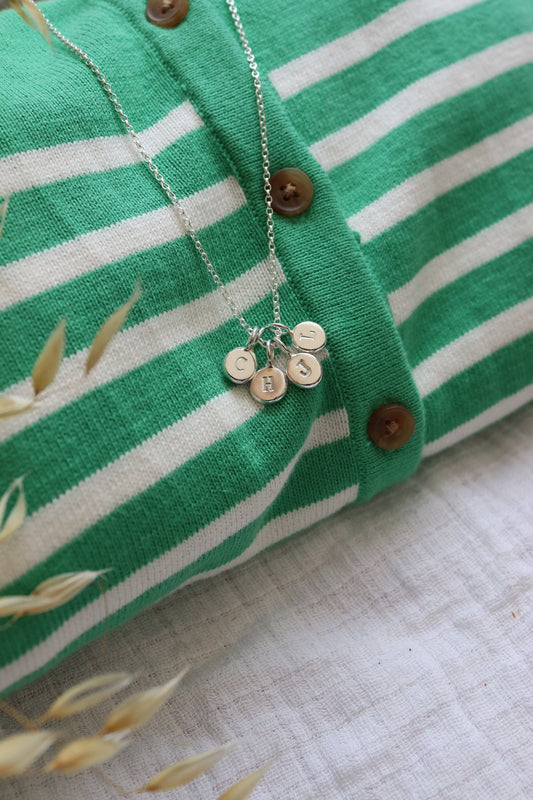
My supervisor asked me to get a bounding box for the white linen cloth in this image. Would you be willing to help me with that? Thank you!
[2,402,532,800]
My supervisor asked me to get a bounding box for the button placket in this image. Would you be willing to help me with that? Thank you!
[135,0,424,498]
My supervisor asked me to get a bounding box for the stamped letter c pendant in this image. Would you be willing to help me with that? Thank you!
[224,328,259,384]
[224,347,257,384]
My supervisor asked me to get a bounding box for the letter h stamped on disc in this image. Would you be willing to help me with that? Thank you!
[250,365,287,402]
[249,339,287,403]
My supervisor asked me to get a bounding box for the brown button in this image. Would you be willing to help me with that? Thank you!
[146,0,189,27]
[367,403,415,450]
[270,168,314,216]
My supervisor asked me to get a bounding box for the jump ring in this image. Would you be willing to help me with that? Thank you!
[245,326,260,350]
[257,322,292,343]
[271,336,292,356]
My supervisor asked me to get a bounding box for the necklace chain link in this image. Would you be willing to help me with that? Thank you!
[36,0,283,342]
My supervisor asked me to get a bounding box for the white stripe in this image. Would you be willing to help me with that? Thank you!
[413,296,533,398]
[0,102,204,195]
[269,0,484,100]
[388,203,533,326]
[347,115,533,241]
[423,385,533,457]
[0,176,246,310]
[311,33,533,171]
[0,413,353,693]
[182,484,359,587]
[0,259,286,444]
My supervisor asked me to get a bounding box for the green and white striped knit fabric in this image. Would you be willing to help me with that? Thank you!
[0,0,531,695]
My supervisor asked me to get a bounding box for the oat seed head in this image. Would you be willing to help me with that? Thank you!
[0,731,57,777]
[44,735,128,775]
[216,762,273,800]
[31,317,67,396]
[135,742,236,792]
[0,570,109,619]
[85,279,143,375]
[99,667,189,736]
[32,569,110,608]
[8,0,53,48]
[0,595,52,618]
[0,395,34,419]
[41,672,136,721]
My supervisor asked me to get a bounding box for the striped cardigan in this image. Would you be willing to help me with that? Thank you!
[0,0,531,696]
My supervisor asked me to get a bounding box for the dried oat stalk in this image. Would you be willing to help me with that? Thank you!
[8,0,52,48]
[0,730,56,777]
[99,668,188,736]
[0,316,66,416]
[0,665,269,796]
[0,595,52,618]
[44,735,128,775]
[32,569,109,607]
[0,569,108,618]
[31,317,67,396]
[135,742,236,792]
[40,672,135,721]
[217,763,272,800]
[86,279,142,374]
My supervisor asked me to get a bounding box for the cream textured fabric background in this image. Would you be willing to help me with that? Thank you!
[2,402,532,799]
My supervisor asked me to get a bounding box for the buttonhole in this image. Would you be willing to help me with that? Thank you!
[384,419,399,436]
[281,183,299,201]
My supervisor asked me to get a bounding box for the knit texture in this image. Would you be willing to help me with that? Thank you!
[0,0,531,695]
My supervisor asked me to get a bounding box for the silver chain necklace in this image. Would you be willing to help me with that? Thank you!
[38,0,327,403]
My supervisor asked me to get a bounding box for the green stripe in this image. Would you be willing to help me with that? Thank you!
[401,240,533,367]
[362,149,533,292]
[423,334,533,444]
[328,63,533,220]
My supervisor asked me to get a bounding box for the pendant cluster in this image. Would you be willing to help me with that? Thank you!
[224,321,326,403]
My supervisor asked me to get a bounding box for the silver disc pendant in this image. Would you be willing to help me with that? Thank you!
[291,321,326,352]
[224,347,257,384]
[250,365,287,403]
[287,352,322,388]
